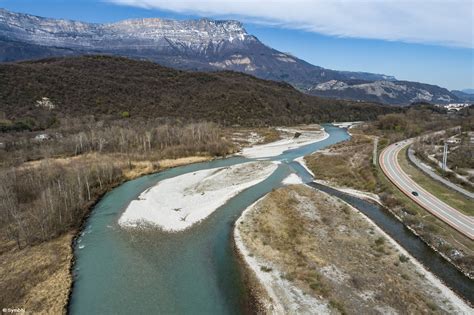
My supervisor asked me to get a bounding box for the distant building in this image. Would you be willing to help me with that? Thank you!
[446,137,461,144]
[35,97,56,110]
[439,103,471,111]
[33,133,51,142]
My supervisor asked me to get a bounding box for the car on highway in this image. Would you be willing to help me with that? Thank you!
[411,191,419,196]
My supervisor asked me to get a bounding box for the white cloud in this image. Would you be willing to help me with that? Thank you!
[106,0,473,48]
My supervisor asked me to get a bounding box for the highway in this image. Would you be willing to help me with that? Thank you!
[380,140,474,240]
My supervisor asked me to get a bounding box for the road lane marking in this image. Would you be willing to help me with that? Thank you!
[380,142,474,240]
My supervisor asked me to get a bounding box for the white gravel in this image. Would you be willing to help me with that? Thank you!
[240,127,328,158]
[295,156,315,177]
[282,173,304,185]
[118,161,277,231]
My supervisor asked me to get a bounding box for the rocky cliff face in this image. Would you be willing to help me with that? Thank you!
[0,9,252,52]
[308,80,457,105]
[0,8,460,105]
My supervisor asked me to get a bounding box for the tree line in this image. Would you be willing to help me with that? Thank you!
[0,121,234,248]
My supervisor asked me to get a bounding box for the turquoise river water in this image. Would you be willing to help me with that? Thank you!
[69,124,472,314]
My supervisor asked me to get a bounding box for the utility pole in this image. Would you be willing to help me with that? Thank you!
[442,142,448,171]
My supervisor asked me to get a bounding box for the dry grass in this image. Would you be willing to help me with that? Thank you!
[375,168,474,275]
[0,233,74,314]
[238,185,462,314]
[398,147,474,216]
[303,130,474,276]
[304,133,377,191]
[122,156,211,179]
[256,128,281,143]
[224,127,281,149]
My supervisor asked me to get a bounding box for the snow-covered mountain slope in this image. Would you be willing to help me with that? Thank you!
[0,8,460,105]
[0,9,251,51]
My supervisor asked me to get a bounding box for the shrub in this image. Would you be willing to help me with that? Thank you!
[260,266,272,272]
[399,254,409,263]
[375,236,385,246]
[329,299,346,314]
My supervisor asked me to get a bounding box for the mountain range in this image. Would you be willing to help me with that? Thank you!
[450,89,474,103]
[0,8,468,105]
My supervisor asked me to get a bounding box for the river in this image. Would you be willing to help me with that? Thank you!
[69,124,472,314]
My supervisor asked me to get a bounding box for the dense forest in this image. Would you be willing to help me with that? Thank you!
[0,55,400,129]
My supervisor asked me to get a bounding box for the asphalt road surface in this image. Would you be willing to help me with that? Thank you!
[380,140,474,240]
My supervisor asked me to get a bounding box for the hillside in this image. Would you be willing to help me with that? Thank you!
[0,9,460,105]
[0,56,398,127]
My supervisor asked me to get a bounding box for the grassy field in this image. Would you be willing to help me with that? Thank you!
[398,146,474,216]
[237,185,464,314]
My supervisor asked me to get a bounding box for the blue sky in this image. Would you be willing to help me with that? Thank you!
[1,0,473,90]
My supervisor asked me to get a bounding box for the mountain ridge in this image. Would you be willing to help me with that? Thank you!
[0,8,462,105]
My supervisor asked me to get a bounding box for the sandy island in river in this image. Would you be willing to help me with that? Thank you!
[118,161,277,231]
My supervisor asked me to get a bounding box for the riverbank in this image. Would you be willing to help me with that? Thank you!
[0,233,74,314]
[0,154,212,314]
[234,196,330,314]
[235,185,472,314]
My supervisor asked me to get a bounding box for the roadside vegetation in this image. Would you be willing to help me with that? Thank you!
[412,124,474,192]
[304,106,474,277]
[363,103,472,142]
[397,146,473,215]
[237,185,463,314]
